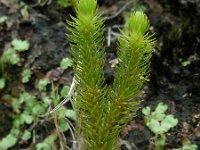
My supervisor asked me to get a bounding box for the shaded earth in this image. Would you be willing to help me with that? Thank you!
[0,0,199,149]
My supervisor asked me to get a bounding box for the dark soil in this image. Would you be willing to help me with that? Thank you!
[0,0,199,149]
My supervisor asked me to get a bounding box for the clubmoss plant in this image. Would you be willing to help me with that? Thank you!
[67,0,155,149]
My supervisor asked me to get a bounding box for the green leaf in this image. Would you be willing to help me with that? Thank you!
[1,48,20,65]
[0,133,18,149]
[21,113,34,124]
[65,109,77,121]
[0,78,6,90]
[147,119,163,134]
[142,106,151,115]
[22,69,31,83]
[182,144,198,150]
[36,143,51,150]
[155,103,168,114]
[13,115,22,127]
[38,79,48,92]
[0,16,8,24]
[57,107,67,118]
[58,0,74,8]
[161,115,178,132]
[11,98,21,113]
[60,58,73,70]
[36,132,57,150]
[151,112,166,121]
[43,96,51,106]
[182,60,191,67]
[154,134,166,150]
[59,118,69,132]
[60,85,70,98]
[174,144,198,150]
[11,39,30,52]
[21,130,31,141]
[32,104,46,115]
[19,92,36,104]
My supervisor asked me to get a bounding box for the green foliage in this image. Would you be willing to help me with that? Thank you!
[60,58,73,70]
[174,144,198,150]
[1,38,30,65]
[0,131,18,150]
[143,103,178,150]
[0,35,75,149]
[22,69,31,83]
[67,0,155,149]
[58,0,75,8]
[0,81,76,149]
[0,92,45,149]
[56,107,76,132]
[0,38,30,81]
[36,132,58,150]
[38,79,48,91]
[59,118,69,132]
[1,48,20,65]
[21,130,31,141]
[0,114,21,149]
[11,38,30,52]
[0,16,8,24]
[60,85,70,97]
[182,60,191,67]
[65,109,76,121]
[0,78,6,89]
[143,103,178,135]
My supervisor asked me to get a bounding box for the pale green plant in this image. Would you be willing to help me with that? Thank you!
[1,48,20,65]
[36,132,58,150]
[0,78,6,89]
[142,103,178,150]
[174,144,198,150]
[0,16,8,24]
[60,57,73,70]
[38,79,48,91]
[11,38,30,52]
[0,83,76,149]
[22,69,31,83]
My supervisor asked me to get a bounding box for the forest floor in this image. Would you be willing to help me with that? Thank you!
[0,0,200,149]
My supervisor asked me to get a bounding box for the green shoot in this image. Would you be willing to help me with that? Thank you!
[67,0,155,149]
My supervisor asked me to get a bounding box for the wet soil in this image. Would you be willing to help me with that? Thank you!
[0,0,199,149]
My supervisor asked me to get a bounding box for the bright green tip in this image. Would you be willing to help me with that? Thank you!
[127,11,149,35]
[78,0,97,16]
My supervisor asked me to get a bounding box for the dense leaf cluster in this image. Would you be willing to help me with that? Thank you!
[67,0,155,149]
